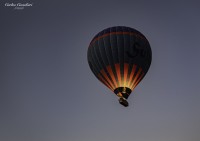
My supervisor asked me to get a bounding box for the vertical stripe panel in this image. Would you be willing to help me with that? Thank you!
[100,69,115,90]
[127,65,137,87]
[123,63,129,87]
[106,66,118,89]
[115,64,121,86]
[130,68,143,90]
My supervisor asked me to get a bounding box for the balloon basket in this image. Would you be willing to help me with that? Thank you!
[118,97,129,107]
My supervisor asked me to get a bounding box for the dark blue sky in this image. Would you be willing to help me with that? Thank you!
[1,0,200,141]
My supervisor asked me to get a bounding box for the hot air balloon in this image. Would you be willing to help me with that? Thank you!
[87,26,152,107]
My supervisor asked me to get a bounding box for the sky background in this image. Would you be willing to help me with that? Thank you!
[0,0,200,141]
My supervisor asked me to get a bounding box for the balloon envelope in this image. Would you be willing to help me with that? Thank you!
[87,26,152,102]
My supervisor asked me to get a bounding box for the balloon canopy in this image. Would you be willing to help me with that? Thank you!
[87,26,152,107]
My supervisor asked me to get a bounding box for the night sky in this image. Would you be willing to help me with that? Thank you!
[1,0,200,141]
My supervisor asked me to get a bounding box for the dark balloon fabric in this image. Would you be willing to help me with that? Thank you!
[87,26,152,99]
